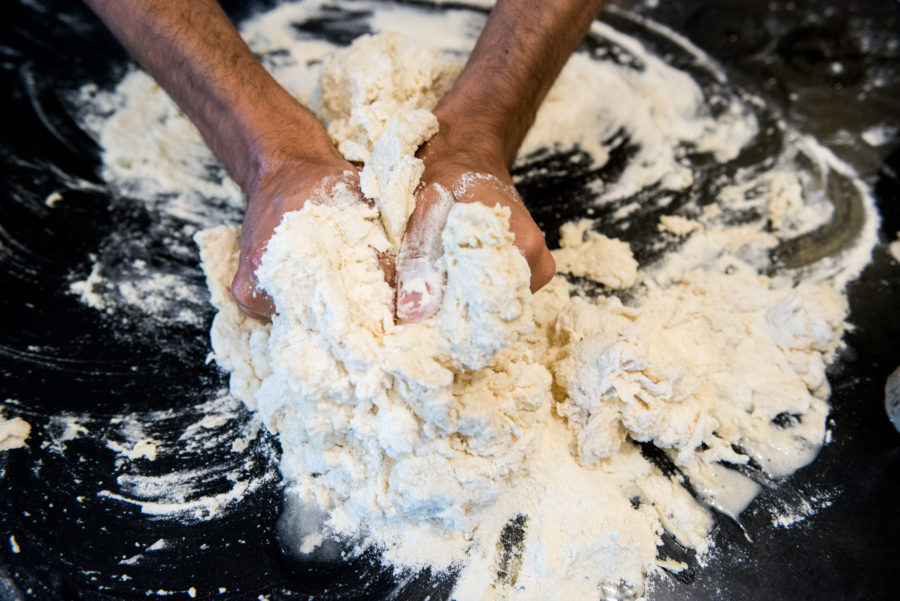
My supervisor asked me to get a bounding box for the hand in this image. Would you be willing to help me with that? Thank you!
[231,149,364,321]
[395,127,555,322]
[393,0,605,323]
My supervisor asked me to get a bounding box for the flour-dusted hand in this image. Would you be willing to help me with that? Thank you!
[396,147,554,322]
[232,155,364,320]
[83,0,373,321]
[395,0,605,322]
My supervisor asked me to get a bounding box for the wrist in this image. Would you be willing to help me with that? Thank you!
[421,103,511,178]
[235,91,341,198]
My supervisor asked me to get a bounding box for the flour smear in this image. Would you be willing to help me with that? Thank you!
[71,1,879,600]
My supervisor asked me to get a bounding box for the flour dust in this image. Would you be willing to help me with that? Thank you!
[66,1,879,600]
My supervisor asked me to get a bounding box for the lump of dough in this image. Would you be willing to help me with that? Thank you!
[318,32,461,247]
[551,219,638,288]
[0,415,31,451]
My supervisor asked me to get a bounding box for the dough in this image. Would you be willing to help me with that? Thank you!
[198,34,549,547]
[318,32,460,246]
[193,29,859,601]
[67,1,880,593]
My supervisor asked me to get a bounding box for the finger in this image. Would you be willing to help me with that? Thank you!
[523,229,556,291]
[455,175,556,293]
[231,258,276,322]
[396,182,454,322]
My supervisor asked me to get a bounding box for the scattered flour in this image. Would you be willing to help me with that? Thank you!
[97,459,272,521]
[69,260,107,312]
[74,1,881,599]
[105,414,164,462]
[717,163,834,236]
[770,492,836,529]
[106,439,159,462]
[38,394,274,523]
[520,20,758,201]
[69,257,206,326]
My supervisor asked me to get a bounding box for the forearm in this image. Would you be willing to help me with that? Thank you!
[434,0,605,167]
[84,0,331,193]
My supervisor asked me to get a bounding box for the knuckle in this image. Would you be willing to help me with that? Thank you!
[530,252,556,292]
[230,275,255,310]
[515,225,548,259]
[231,263,275,321]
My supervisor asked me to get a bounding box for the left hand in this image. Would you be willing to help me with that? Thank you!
[395,127,555,322]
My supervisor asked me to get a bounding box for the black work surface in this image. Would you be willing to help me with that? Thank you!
[1,1,899,600]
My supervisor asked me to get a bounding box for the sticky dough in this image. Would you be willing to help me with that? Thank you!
[196,31,850,599]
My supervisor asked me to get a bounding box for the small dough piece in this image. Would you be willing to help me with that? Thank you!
[0,415,31,451]
[658,215,702,235]
[889,231,900,264]
[551,219,638,288]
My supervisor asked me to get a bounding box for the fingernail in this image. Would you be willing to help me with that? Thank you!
[397,279,431,321]
[397,274,441,322]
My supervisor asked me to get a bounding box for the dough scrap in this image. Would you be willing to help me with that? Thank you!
[0,415,31,451]
[658,214,702,235]
[551,219,638,288]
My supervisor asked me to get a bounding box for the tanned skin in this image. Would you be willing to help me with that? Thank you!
[84,0,605,322]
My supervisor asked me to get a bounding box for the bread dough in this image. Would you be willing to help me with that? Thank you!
[319,32,460,246]
[198,33,547,545]
[194,29,860,601]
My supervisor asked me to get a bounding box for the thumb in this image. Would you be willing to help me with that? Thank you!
[395,183,455,322]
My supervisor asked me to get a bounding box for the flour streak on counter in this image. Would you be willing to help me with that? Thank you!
[29,393,275,524]
[94,395,274,523]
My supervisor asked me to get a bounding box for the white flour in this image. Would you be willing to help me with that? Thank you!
[769,492,835,529]
[37,394,273,526]
[72,1,880,599]
[92,394,275,522]
[520,23,758,201]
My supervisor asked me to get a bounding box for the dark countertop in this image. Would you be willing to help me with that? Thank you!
[1,1,898,599]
